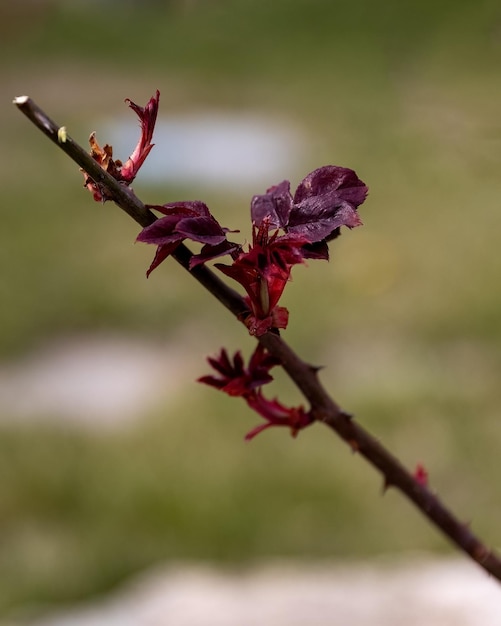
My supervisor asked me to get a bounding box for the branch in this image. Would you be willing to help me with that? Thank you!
[12,96,248,320]
[14,95,501,582]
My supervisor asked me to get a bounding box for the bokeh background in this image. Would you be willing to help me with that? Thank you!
[2,0,501,621]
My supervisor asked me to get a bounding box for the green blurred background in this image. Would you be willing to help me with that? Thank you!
[2,0,501,620]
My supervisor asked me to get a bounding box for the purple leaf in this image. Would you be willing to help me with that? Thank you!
[251,180,293,229]
[293,165,367,206]
[151,200,211,217]
[288,196,363,241]
[300,240,331,260]
[136,215,183,245]
[287,165,367,242]
[145,242,181,277]
[190,240,241,268]
[175,216,229,245]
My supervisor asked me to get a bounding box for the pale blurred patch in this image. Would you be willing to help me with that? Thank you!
[27,558,500,626]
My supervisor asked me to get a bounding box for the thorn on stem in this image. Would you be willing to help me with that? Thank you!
[348,438,359,452]
[382,477,394,494]
[473,544,491,563]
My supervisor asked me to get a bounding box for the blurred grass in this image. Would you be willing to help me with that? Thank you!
[2,0,501,619]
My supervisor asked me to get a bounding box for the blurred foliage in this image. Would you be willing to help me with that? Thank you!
[2,0,501,619]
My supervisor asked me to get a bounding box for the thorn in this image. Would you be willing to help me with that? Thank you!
[473,544,490,563]
[307,363,324,374]
[13,95,29,104]
[382,477,393,494]
[340,410,353,421]
[348,438,359,453]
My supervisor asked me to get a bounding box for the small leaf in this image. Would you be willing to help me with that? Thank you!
[120,90,160,183]
[251,180,293,229]
[145,242,180,278]
[189,240,241,268]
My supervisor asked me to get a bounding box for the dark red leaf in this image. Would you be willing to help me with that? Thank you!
[175,216,229,245]
[136,215,183,245]
[145,242,181,277]
[198,346,278,397]
[120,90,160,183]
[151,200,211,218]
[189,240,241,268]
[300,240,331,260]
[288,165,367,242]
[251,180,293,229]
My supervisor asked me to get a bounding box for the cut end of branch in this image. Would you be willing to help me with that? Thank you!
[58,126,68,143]
[13,95,29,105]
